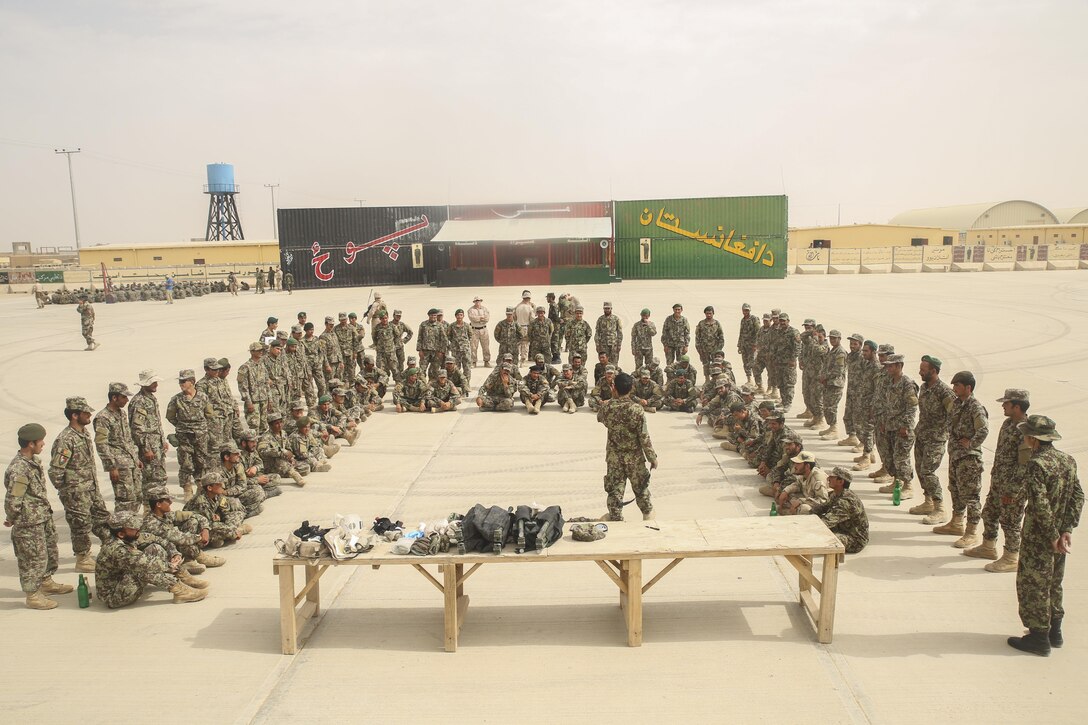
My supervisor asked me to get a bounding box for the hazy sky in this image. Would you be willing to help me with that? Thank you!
[2,0,1085,249]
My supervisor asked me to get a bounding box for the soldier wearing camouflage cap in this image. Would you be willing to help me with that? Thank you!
[594,301,623,366]
[931,370,989,548]
[93,382,142,514]
[588,364,619,412]
[630,308,657,371]
[907,355,956,521]
[736,302,759,386]
[141,484,224,575]
[476,361,517,411]
[238,342,271,435]
[693,305,724,379]
[217,441,265,519]
[811,467,869,555]
[446,308,474,386]
[817,329,847,441]
[872,354,919,503]
[555,362,587,413]
[564,304,593,366]
[494,306,521,368]
[661,303,689,366]
[130,370,169,504]
[837,333,867,450]
[77,295,98,350]
[631,367,664,413]
[394,367,429,413]
[167,369,216,502]
[527,304,555,367]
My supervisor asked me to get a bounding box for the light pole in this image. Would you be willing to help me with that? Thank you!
[55,148,81,249]
[264,183,280,238]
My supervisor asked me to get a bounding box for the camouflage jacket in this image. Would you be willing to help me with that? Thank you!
[845,350,864,401]
[737,314,759,352]
[630,320,657,351]
[947,395,988,461]
[302,335,326,370]
[564,319,593,351]
[416,320,444,352]
[129,390,166,455]
[139,509,209,555]
[316,405,347,429]
[335,324,359,356]
[596,397,657,464]
[589,379,615,403]
[664,362,698,386]
[664,377,698,404]
[518,375,551,399]
[1023,445,1083,543]
[494,319,521,348]
[755,325,774,360]
[184,491,244,533]
[784,466,830,506]
[237,359,271,404]
[694,319,725,355]
[319,330,342,364]
[991,417,1029,488]
[812,490,869,553]
[645,364,665,388]
[527,318,554,348]
[394,377,429,406]
[428,380,461,405]
[594,314,623,347]
[915,378,955,440]
[479,372,517,400]
[778,325,802,363]
[78,301,95,325]
[393,320,413,349]
[435,321,450,353]
[49,425,99,490]
[447,321,473,352]
[93,406,140,470]
[371,321,397,352]
[632,379,664,407]
[823,344,846,387]
[5,453,51,525]
[258,430,294,467]
[443,367,468,393]
[555,375,587,399]
[262,354,290,399]
[883,375,919,431]
[661,314,690,348]
[166,390,214,433]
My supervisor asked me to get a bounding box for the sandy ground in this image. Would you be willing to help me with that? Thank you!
[1,272,1086,724]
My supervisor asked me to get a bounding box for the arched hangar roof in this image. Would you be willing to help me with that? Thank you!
[889,200,1058,230]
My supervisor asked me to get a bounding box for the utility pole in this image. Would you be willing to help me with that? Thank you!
[354,198,366,207]
[55,148,82,249]
[264,183,280,238]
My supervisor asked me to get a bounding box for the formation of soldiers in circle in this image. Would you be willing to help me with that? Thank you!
[4,288,1081,657]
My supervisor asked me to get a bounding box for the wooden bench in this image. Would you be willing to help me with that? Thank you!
[272,517,845,654]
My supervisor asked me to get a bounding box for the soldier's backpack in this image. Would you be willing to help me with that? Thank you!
[461,504,513,554]
[512,505,565,553]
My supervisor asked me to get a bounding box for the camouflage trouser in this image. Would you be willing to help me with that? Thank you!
[884,429,915,484]
[452,347,472,386]
[662,346,683,365]
[662,399,695,413]
[740,347,757,380]
[171,516,207,562]
[99,542,177,609]
[567,346,587,366]
[175,430,211,488]
[765,356,779,389]
[597,344,621,365]
[310,365,328,397]
[471,328,491,365]
[110,467,141,513]
[778,364,797,409]
[419,351,443,381]
[801,369,821,416]
[478,395,513,411]
[528,340,550,362]
[206,498,246,547]
[342,355,356,383]
[552,323,563,359]
[11,519,60,593]
[752,353,766,386]
[857,408,875,452]
[227,483,265,519]
[875,424,892,468]
[394,345,406,374]
[632,348,653,371]
[81,321,95,346]
[836,532,866,555]
[141,445,168,499]
[57,484,110,555]
[947,455,983,524]
[498,342,518,365]
[266,456,310,478]
[822,384,843,424]
[376,346,399,383]
[519,390,553,406]
[245,401,270,436]
[981,482,1026,551]
[604,449,651,519]
[913,436,947,500]
[696,350,714,380]
[843,391,859,434]
[555,388,585,407]
[1017,534,1066,630]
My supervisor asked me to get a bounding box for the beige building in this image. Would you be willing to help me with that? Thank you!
[78,239,279,268]
[789,223,957,249]
[965,224,1088,246]
[889,200,1058,229]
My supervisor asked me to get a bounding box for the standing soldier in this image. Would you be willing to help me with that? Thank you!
[166,369,215,501]
[371,311,400,381]
[93,382,142,513]
[966,388,1030,571]
[5,422,75,610]
[258,316,278,344]
[547,292,563,363]
[319,316,342,382]
[238,343,271,434]
[366,291,388,329]
[801,324,828,430]
[1006,415,1082,656]
[910,356,956,520]
[932,371,989,548]
[335,312,359,382]
[494,307,521,365]
[284,338,310,407]
[227,271,238,295]
[737,303,759,385]
[302,322,329,398]
[851,341,880,472]
[753,313,774,394]
[661,303,690,365]
[877,354,918,499]
[254,267,265,293]
[565,306,593,365]
[527,305,554,363]
[77,295,99,350]
[595,301,623,365]
[630,308,657,371]
[196,359,226,448]
[263,339,290,416]
[49,396,111,572]
[775,313,801,412]
[416,308,445,381]
[448,308,474,386]
[514,290,535,365]
[819,330,847,440]
[837,333,866,449]
[391,309,413,377]
[130,370,169,501]
[695,306,725,379]
[468,296,491,367]
[597,372,657,521]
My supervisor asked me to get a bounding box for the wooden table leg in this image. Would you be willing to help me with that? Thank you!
[455,563,464,597]
[619,560,628,611]
[278,565,298,655]
[817,553,839,644]
[305,564,321,617]
[443,564,459,652]
[625,559,643,647]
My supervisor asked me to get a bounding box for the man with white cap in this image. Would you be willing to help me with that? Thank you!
[93,382,142,514]
[468,295,491,367]
[514,290,535,365]
[366,291,387,328]
[130,370,170,502]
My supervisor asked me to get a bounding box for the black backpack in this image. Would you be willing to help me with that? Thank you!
[461,504,514,554]
[512,505,564,553]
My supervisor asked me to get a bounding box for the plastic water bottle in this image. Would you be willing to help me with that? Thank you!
[770,501,778,517]
[892,480,902,506]
[77,574,90,608]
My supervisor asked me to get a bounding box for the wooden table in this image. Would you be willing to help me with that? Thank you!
[272,517,845,654]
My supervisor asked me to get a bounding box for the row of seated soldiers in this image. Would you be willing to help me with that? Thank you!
[46,280,229,305]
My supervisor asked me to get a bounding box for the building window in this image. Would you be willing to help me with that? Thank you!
[1015,234,1020,238]
[194,258,205,265]
[113,257,122,262]
[1033,236,1039,244]
[1073,234,1078,238]
[153,256,163,261]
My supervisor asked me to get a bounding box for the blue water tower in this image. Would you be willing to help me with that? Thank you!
[203,162,244,240]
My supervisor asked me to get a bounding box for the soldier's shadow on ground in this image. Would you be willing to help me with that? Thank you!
[833,631,1028,658]
[845,552,989,581]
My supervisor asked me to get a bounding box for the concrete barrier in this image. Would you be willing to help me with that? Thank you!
[951,263,983,272]
[860,265,891,274]
[828,265,858,274]
[1014,262,1047,271]
[983,263,1015,272]
[922,264,950,273]
[793,265,828,275]
[892,264,922,273]
[1046,261,1078,270]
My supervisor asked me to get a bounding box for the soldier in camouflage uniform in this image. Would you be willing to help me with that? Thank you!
[837,333,865,448]
[335,312,360,382]
[446,309,473,386]
[217,358,248,444]
[588,366,618,412]
[736,303,759,384]
[184,471,250,548]
[393,368,429,412]
[141,485,224,571]
[93,382,142,513]
[371,311,400,382]
[662,370,698,412]
[966,388,1031,570]
[664,354,698,386]
[632,368,664,413]
[556,293,573,354]
[264,340,291,416]
[763,312,782,399]
[630,308,657,371]
[1005,415,1083,656]
[753,313,773,393]
[440,356,469,397]
[694,306,725,379]
[427,369,462,412]
[597,372,657,521]
[216,442,265,518]
[818,330,847,439]
[494,307,521,367]
[258,413,308,485]
[518,365,553,414]
[812,467,869,554]
[318,316,342,383]
[49,396,111,572]
[416,308,445,381]
[285,338,312,408]
[594,301,623,365]
[302,323,329,398]
[238,343,271,434]
[868,343,896,481]
[800,322,827,428]
[932,371,989,548]
[564,306,593,365]
[391,310,412,377]
[850,341,880,471]
[77,296,99,350]
[288,418,332,473]
[5,423,75,609]
[778,451,830,515]
[726,400,765,457]
[239,432,282,499]
[476,363,517,411]
[527,306,554,364]
[96,510,206,607]
[196,359,226,447]
[555,364,587,413]
[775,313,802,412]
[757,421,800,497]
[877,355,918,499]
[166,369,215,500]
[909,355,955,519]
[660,303,689,365]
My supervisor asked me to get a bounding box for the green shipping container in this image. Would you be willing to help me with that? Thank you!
[614,195,787,279]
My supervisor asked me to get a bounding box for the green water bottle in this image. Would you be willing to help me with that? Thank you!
[770,501,778,517]
[892,480,902,506]
[77,574,90,608]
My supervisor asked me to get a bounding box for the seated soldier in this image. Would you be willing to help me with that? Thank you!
[288,417,331,472]
[777,451,830,515]
[812,467,869,554]
[359,355,390,398]
[662,370,698,412]
[757,411,796,488]
[239,432,282,498]
[140,485,224,573]
[532,353,561,387]
[330,387,364,429]
[476,363,517,411]
[285,399,339,459]
[481,353,523,389]
[394,367,428,413]
[350,377,383,416]
[96,510,206,607]
[443,356,469,395]
[257,413,308,486]
[588,365,618,411]
[218,442,265,519]
[723,401,764,455]
[184,471,252,547]
[427,369,462,412]
[316,394,359,445]
[555,363,587,413]
[570,352,589,385]
[665,354,698,386]
[631,368,663,412]
[519,365,553,414]
[592,352,624,385]
[699,365,725,405]
[701,379,742,435]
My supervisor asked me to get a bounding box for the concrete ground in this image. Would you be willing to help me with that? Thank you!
[1,272,1086,724]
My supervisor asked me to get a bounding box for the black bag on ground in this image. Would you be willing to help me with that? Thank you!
[461,504,513,554]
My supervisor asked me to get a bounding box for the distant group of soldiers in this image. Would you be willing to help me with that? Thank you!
[36,279,229,307]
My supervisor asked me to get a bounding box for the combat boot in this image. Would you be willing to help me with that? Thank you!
[755,384,765,394]
[182,483,195,502]
[804,416,824,430]
[953,522,980,548]
[878,479,898,494]
[850,445,864,454]
[921,502,948,526]
[601,511,624,522]
[796,408,812,420]
[985,550,1019,573]
[964,538,999,560]
[345,429,359,446]
[239,523,253,535]
[1049,618,1063,648]
[642,509,655,521]
[932,512,965,535]
[819,425,839,440]
[898,484,914,500]
[533,399,542,413]
[323,443,340,459]
[315,462,332,472]
[853,451,870,463]
[758,483,776,497]
[1007,630,1050,657]
[75,551,96,573]
[177,569,210,590]
[288,468,306,486]
[852,456,874,472]
[170,582,207,604]
[40,576,74,595]
[867,466,888,480]
[770,388,781,401]
[525,400,535,414]
[719,440,738,452]
[26,589,59,610]
[837,434,861,447]
[183,560,206,575]
[908,496,934,515]
[197,551,226,567]
[646,407,656,413]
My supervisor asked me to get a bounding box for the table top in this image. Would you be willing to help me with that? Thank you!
[273,517,844,567]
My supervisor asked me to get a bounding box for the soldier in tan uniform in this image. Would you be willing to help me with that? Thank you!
[468,296,491,367]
